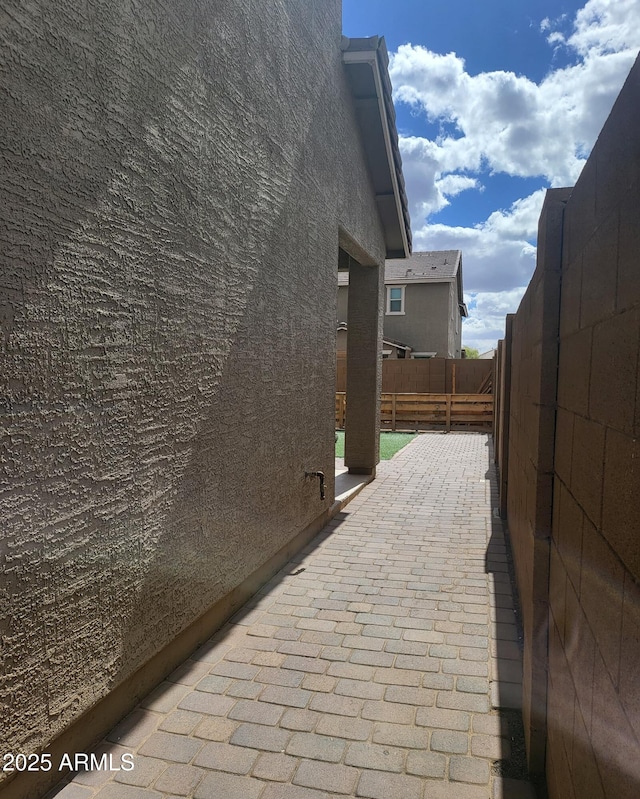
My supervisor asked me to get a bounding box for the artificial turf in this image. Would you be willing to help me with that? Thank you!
[335,431,416,460]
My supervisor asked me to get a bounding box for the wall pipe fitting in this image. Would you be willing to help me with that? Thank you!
[305,470,325,500]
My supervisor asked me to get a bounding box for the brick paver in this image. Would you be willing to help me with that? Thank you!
[51,434,534,799]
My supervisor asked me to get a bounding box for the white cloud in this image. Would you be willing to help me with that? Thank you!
[399,137,481,220]
[436,174,480,198]
[413,188,544,294]
[390,0,640,222]
[562,0,640,56]
[392,42,637,204]
[462,289,528,352]
[389,0,640,348]
[416,189,546,350]
[483,189,547,242]
[547,32,566,48]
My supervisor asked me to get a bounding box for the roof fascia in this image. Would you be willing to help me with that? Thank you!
[342,41,411,259]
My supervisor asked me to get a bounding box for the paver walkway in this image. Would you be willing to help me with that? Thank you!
[51,433,536,799]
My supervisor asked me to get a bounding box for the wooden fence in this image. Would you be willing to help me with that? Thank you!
[336,392,493,432]
[336,355,493,394]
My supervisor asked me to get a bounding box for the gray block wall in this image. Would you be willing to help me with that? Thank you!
[497,54,640,799]
[546,54,640,799]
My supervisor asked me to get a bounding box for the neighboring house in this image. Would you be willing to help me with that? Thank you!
[0,3,410,795]
[479,348,497,359]
[336,322,412,358]
[337,250,468,358]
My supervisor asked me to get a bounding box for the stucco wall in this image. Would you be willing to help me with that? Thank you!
[340,281,455,355]
[447,282,462,358]
[0,0,387,769]
[383,281,451,354]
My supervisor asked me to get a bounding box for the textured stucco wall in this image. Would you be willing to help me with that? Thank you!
[340,282,454,355]
[0,0,386,764]
[344,260,384,473]
[340,282,456,356]
[383,282,450,354]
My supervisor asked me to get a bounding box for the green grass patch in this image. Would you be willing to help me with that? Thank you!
[335,431,416,460]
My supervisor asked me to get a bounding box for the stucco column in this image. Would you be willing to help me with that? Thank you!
[345,258,383,475]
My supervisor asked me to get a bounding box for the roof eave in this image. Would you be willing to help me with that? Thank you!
[342,36,412,259]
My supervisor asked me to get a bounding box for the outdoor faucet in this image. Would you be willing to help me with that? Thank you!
[305,470,325,501]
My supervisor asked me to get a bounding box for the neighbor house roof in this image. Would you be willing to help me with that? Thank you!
[341,36,412,259]
[338,250,468,317]
[385,250,461,282]
[338,250,461,285]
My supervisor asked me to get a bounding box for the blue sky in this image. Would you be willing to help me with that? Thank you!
[343,0,640,351]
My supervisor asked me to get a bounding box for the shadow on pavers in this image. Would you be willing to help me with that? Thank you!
[484,436,545,799]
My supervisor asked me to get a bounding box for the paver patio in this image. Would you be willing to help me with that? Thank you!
[50,433,536,799]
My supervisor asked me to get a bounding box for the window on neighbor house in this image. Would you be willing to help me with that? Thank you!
[386,285,405,314]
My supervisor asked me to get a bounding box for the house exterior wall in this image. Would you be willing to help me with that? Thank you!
[447,280,462,358]
[0,0,387,780]
[340,281,460,357]
[383,281,451,355]
[496,55,640,798]
[382,344,405,359]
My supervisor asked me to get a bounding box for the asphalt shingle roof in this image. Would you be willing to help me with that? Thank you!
[337,250,461,285]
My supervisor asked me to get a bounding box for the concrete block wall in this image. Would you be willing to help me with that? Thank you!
[503,191,569,777]
[498,55,640,798]
[496,319,513,520]
[546,56,640,799]
[493,339,504,463]
[0,0,388,790]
